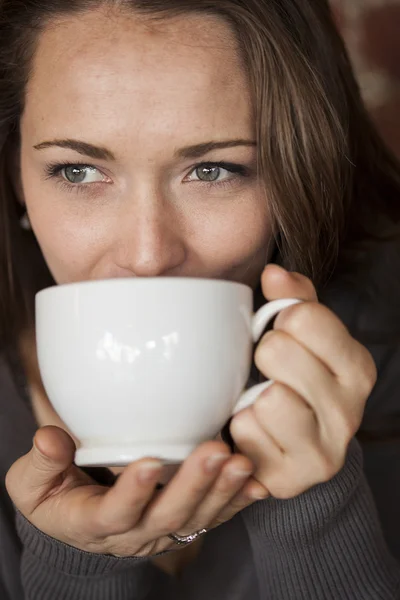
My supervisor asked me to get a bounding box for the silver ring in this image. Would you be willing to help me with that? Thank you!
[167,528,208,546]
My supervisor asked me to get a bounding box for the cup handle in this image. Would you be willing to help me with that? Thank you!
[232,298,303,416]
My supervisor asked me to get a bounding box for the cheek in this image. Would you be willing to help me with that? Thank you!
[20,159,106,283]
[29,202,112,284]
[190,195,272,270]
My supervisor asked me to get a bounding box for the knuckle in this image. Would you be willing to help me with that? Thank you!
[276,301,319,335]
[359,350,378,393]
[230,409,254,443]
[255,382,285,407]
[255,331,286,368]
[254,336,271,368]
[347,344,377,396]
[294,273,317,298]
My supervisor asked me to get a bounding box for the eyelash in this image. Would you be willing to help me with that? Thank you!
[44,161,251,195]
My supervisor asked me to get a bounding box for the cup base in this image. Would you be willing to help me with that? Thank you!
[74,443,198,467]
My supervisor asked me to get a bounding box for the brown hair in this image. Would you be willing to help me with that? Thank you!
[0,0,399,349]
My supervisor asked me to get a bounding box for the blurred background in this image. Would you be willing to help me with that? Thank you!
[331,0,400,157]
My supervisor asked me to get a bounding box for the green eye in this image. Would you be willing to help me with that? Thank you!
[62,165,104,184]
[195,165,221,182]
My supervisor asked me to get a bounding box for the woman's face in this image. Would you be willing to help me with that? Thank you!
[19,9,272,289]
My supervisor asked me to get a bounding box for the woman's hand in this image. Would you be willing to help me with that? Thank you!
[230,264,377,499]
[6,426,268,557]
[5,265,376,558]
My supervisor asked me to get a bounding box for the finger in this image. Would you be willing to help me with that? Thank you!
[211,478,269,527]
[261,265,318,302]
[141,441,231,536]
[230,407,284,481]
[94,458,164,535]
[229,405,328,499]
[181,453,255,534]
[272,301,376,392]
[5,426,77,513]
[255,329,340,423]
[230,404,338,499]
[253,383,319,454]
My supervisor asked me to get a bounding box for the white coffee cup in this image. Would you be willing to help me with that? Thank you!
[36,278,301,466]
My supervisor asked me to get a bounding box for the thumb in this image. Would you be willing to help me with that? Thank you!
[261,264,318,302]
[6,426,76,515]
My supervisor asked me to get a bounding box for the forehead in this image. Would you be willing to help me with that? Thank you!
[22,9,253,143]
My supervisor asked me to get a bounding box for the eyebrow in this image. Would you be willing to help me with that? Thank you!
[33,139,115,161]
[33,138,256,161]
[176,140,256,159]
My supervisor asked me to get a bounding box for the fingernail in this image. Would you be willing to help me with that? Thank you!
[205,454,230,474]
[264,264,286,273]
[227,468,253,481]
[250,488,269,500]
[137,461,163,483]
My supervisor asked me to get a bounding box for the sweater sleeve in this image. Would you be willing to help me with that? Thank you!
[241,439,400,600]
[15,512,171,600]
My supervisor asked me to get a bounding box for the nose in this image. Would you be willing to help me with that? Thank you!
[112,192,187,277]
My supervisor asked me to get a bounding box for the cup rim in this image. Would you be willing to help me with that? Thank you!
[36,277,252,300]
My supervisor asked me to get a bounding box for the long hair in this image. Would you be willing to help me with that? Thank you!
[0,0,399,348]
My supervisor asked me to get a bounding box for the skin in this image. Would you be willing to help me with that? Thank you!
[20,10,271,287]
[6,8,377,577]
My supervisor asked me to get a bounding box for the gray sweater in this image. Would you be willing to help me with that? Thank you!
[1,240,400,599]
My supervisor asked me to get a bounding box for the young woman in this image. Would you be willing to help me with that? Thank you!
[1,1,399,598]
